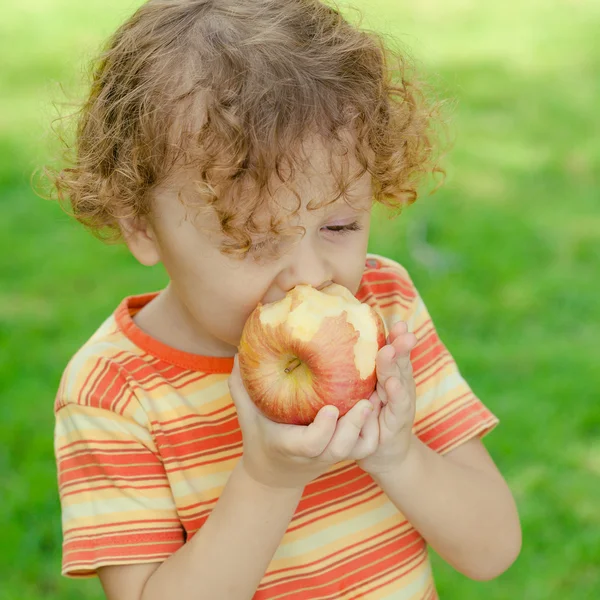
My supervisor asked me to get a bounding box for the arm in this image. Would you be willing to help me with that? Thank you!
[100,356,380,600]
[372,436,521,581]
[357,322,521,581]
[100,461,302,600]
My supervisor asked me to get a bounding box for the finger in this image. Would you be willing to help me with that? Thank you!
[381,376,415,432]
[323,400,373,461]
[376,344,400,386]
[385,377,403,418]
[378,379,401,434]
[367,388,383,411]
[228,355,256,419]
[375,345,397,405]
[391,332,417,366]
[387,320,408,343]
[283,405,339,458]
[352,401,380,460]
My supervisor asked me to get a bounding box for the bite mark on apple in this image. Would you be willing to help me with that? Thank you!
[259,284,380,379]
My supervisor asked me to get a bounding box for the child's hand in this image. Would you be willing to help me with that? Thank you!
[228,355,379,491]
[357,321,418,477]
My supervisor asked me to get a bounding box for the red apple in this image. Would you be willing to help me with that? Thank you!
[237,284,386,425]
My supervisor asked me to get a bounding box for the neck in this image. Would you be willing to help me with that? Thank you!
[134,285,238,358]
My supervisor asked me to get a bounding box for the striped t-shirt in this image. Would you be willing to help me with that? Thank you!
[54,254,498,599]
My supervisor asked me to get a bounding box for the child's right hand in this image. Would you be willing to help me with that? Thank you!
[228,355,378,490]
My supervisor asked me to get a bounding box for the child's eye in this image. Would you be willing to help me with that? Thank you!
[248,221,363,257]
[324,221,363,235]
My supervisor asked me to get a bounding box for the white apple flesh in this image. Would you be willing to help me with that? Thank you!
[238,284,387,425]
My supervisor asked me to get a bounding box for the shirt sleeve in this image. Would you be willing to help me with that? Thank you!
[54,400,185,577]
[404,284,499,454]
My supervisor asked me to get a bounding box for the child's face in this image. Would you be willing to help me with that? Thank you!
[128,139,373,357]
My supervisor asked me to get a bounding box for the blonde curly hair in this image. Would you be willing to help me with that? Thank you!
[45,0,444,258]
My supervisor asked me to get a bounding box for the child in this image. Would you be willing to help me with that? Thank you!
[49,1,521,598]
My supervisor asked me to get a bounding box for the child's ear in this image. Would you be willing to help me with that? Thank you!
[119,216,161,266]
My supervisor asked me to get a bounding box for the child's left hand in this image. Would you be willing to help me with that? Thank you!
[356,321,418,477]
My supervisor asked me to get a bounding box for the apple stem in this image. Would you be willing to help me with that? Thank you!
[284,358,302,374]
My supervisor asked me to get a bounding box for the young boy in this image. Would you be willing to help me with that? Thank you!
[50,1,521,598]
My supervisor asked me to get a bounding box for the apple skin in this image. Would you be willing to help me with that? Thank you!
[237,284,387,425]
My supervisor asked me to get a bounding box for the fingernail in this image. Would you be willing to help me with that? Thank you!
[362,404,373,417]
[323,406,338,418]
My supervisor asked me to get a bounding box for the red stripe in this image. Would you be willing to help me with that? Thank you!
[59,448,160,470]
[296,466,373,514]
[64,517,182,535]
[64,527,183,552]
[153,403,233,427]
[288,486,383,534]
[60,472,168,493]
[415,356,455,389]
[66,524,182,542]
[418,404,490,450]
[64,542,182,566]
[338,546,429,600]
[166,449,243,474]
[61,482,172,500]
[378,299,412,312]
[414,393,471,430]
[265,534,420,596]
[411,336,446,375]
[257,530,424,598]
[265,521,410,579]
[59,456,164,487]
[153,417,240,450]
[360,272,415,297]
[138,370,214,393]
[347,553,434,600]
[82,358,113,408]
[427,412,496,453]
[58,437,141,453]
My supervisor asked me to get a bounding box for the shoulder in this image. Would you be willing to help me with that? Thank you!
[360,254,417,295]
[357,254,419,327]
[54,309,146,420]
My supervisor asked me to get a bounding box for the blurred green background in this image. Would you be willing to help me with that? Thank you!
[1,0,599,598]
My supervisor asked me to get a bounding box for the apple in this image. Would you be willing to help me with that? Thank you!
[237,284,386,425]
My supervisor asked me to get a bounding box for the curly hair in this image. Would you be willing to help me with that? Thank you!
[44,0,445,258]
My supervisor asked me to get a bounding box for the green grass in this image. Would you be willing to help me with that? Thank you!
[1,0,599,598]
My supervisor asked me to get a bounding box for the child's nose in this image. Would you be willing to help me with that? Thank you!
[276,240,333,293]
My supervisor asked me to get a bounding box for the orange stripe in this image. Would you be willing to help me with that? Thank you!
[258,531,424,598]
[64,517,182,535]
[288,486,383,534]
[418,405,492,450]
[414,393,471,430]
[151,403,234,429]
[153,417,240,449]
[337,548,429,600]
[61,482,172,499]
[167,449,244,474]
[414,356,455,387]
[60,473,168,494]
[411,341,446,376]
[379,298,413,312]
[265,521,410,579]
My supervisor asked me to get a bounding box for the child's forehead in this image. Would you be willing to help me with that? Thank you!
[168,132,372,207]
[174,160,372,215]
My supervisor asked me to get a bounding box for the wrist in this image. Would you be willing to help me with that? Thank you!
[369,434,423,487]
[237,457,306,497]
